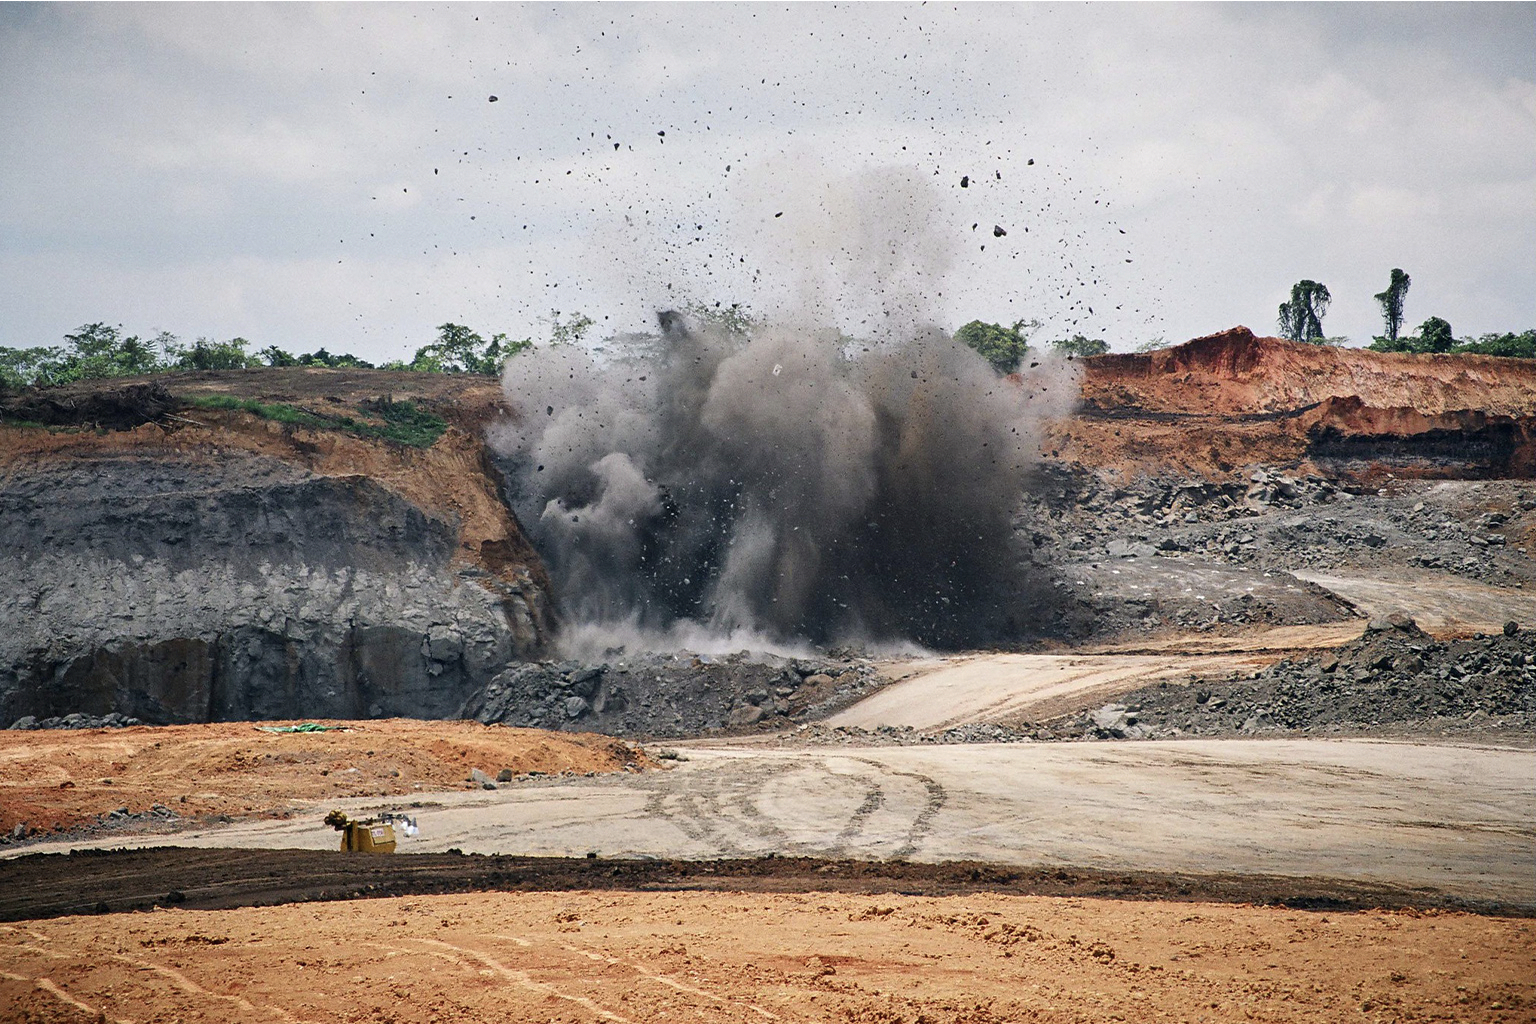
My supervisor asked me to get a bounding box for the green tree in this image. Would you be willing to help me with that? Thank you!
[1277,280,1331,344]
[685,300,757,338]
[168,336,259,370]
[0,345,62,388]
[409,323,527,374]
[954,318,1040,373]
[1415,316,1456,354]
[1049,334,1109,358]
[300,348,376,369]
[12,323,172,384]
[548,310,595,348]
[1458,330,1536,359]
[1373,268,1411,346]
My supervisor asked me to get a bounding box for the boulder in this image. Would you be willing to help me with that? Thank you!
[728,705,766,727]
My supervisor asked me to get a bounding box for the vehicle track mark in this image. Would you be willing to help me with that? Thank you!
[850,758,947,859]
[412,936,635,1023]
[643,759,803,855]
[563,943,780,1020]
[108,951,318,1024]
[0,943,135,1023]
[34,976,129,1022]
[833,781,886,847]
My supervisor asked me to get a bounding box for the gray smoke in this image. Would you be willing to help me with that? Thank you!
[495,316,1074,652]
[493,168,1076,652]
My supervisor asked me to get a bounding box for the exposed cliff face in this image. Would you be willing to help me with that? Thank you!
[1050,327,1536,482]
[0,371,552,725]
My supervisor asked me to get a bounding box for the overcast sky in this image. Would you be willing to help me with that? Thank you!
[2,2,1532,361]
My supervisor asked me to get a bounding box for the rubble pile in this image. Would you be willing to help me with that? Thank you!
[1024,468,1531,587]
[459,651,882,738]
[8,712,143,731]
[1085,616,1536,739]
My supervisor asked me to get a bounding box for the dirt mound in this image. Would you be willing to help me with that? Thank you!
[0,381,182,429]
[0,849,1516,922]
[0,720,645,841]
[460,652,882,737]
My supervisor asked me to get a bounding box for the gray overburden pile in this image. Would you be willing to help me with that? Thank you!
[1086,617,1535,739]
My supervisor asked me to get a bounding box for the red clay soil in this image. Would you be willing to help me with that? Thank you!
[2,888,1530,1024]
[0,721,646,838]
[1082,327,1536,419]
[1048,327,1536,481]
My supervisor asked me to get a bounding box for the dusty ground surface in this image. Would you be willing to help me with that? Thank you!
[0,720,643,840]
[4,335,1534,1020]
[2,888,1532,1024]
[830,650,1310,731]
[9,738,1532,910]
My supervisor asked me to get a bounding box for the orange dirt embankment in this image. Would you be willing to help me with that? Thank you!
[0,368,548,593]
[0,721,646,837]
[2,891,1530,1024]
[1048,327,1536,481]
[1084,327,1536,418]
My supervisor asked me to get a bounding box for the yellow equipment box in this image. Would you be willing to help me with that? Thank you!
[343,821,396,853]
[325,809,397,854]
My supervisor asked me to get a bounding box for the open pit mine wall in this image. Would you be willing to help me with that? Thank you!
[0,444,551,726]
[1072,328,1536,482]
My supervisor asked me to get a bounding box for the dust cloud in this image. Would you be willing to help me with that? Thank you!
[494,168,1075,653]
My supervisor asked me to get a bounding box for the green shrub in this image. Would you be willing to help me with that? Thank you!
[186,394,446,448]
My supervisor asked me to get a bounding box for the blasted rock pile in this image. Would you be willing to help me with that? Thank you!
[8,712,143,731]
[1088,616,1535,739]
[459,651,882,738]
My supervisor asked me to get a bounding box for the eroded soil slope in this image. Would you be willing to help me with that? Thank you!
[1052,327,1536,481]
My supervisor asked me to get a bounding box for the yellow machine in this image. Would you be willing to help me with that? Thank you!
[324,809,397,853]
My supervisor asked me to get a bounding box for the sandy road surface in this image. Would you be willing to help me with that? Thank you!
[2,890,1531,1024]
[14,739,1533,908]
[1293,570,1536,634]
[833,652,1283,729]
[833,568,1536,734]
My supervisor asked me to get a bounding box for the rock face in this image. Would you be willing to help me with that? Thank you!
[0,371,552,725]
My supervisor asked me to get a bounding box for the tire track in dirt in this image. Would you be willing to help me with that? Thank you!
[410,937,635,1023]
[0,933,135,1024]
[2,922,316,1024]
[642,755,939,859]
[833,784,885,846]
[110,952,315,1024]
[848,757,946,859]
[562,943,780,1021]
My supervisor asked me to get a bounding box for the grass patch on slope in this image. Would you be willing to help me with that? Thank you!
[187,394,447,448]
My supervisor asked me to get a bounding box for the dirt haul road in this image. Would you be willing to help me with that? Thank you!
[832,651,1305,730]
[11,738,1533,909]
